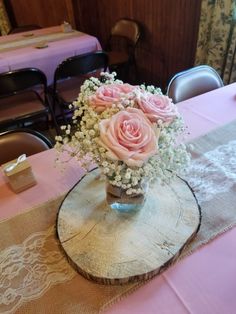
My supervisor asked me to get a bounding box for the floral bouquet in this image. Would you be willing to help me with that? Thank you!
[55,73,190,211]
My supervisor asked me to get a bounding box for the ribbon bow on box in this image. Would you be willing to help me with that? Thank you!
[4,154,26,173]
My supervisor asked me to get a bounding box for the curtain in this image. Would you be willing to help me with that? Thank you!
[0,0,11,35]
[195,0,236,84]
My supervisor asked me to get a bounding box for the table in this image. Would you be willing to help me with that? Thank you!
[107,83,236,314]
[0,26,102,84]
[0,83,236,313]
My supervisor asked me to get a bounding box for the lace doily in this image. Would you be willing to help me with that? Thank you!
[186,140,236,203]
[0,226,76,314]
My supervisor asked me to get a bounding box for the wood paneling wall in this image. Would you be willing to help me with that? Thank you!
[7,0,76,28]
[6,0,201,89]
[74,0,202,89]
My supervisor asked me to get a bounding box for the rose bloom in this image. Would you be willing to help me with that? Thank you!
[89,83,137,113]
[99,107,158,167]
[137,93,178,124]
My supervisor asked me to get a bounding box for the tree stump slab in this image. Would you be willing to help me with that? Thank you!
[57,169,200,285]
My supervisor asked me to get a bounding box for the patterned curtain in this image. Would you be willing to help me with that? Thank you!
[195,0,236,84]
[0,0,11,35]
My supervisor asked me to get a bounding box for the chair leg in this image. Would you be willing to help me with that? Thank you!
[124,63,130,83]
[133,59,139,84]
[46,95,60,135]
[60,105,68,125]
[50,110,60,135]
[54,94,68,125]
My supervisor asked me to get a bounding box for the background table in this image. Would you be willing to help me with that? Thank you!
[0,83,236,313]
[0,26,102,84]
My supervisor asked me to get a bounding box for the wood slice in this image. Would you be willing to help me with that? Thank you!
[57,169,200,285]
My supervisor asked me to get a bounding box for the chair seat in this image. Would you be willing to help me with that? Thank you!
[108,51,129,66]
[55,71,103,104]
[0,91,47,124]
[55,76,85,104]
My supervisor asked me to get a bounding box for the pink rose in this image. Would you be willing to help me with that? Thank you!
[99,107,158,167]
[137,93,178,124]
[89,83,137,113]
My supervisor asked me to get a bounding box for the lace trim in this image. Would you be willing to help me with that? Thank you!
[186,140,236,203]
[0,226,76,314]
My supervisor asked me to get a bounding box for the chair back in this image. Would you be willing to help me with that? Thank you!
[0,68,47,98]
[0,128,52,165]
[167,65,224,103]
[54,51,109,85]
[110,18,140,45]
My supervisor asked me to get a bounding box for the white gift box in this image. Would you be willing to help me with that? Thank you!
[2,155,37,193]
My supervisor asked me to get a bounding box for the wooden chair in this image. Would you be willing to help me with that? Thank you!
[167,65,224,103]
[0,128,52,165]
[51,51,108,123]
[106,18,140,82]
[0,68,59,134]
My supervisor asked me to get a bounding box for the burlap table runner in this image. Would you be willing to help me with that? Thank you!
[1,120,236,313]
[0,30,83,52]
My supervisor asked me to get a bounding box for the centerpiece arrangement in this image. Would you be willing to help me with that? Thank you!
[56,74,201,283]
[55,72,190,213]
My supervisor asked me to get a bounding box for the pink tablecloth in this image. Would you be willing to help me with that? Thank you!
[0,26,102,84]
[0,83,236,313]
[107,83,236,314]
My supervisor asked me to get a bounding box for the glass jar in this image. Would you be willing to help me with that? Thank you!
[106,181,148,213]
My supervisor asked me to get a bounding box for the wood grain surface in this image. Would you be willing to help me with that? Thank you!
[57,169,200,285]
[74,0,201,88]
[7,0,76,28]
